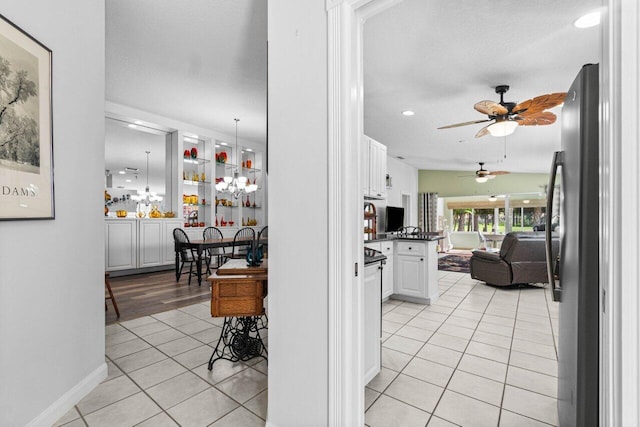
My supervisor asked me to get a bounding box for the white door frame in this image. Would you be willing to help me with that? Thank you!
[600,0,640,425]
[326,1,402,425]
[326,0,640,425]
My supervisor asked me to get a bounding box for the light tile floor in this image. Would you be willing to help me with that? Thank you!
[54,270,558,426]
[366,270,559,427]
[54,302,268,427]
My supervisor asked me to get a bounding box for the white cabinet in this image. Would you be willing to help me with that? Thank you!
[380,242,394,300]
[163,220,183,264]
[364,262,382,385]
[139,220,163,268]
[106,219,185,272]
[394,240,439,304]
[105,219,137,271]
[362,135,387,199]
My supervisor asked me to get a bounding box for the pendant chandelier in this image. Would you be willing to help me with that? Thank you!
[215,118,257,199]
[132,150,162,206]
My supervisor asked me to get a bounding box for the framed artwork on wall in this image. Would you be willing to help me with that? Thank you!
[0,13,53,220]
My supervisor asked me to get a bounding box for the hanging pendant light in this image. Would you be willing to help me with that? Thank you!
[216,118,258,198]
[132,150,163,205]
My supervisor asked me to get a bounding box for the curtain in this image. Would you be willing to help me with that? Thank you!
[419,192,438,232]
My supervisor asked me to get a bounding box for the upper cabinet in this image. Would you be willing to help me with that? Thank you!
[362,135,387,200]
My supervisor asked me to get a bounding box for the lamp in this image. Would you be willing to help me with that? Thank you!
[487,117,518,137]
[132,150,163,205]
[475,176,489,183]
[215,118,258,198]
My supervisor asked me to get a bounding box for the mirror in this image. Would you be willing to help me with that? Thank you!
[104,117,169,214]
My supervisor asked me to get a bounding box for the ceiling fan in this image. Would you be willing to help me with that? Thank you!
[438,85,566,138]
[460,162,510,183]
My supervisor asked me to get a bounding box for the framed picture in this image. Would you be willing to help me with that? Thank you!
[0,14,53,220]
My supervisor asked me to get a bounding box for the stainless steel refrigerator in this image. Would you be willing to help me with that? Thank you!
[546,63,599,426]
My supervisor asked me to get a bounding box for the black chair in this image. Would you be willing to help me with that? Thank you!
[231,227,256,259]
[173,228,198,285]
[257,226,268,258]
[203,226,228,273]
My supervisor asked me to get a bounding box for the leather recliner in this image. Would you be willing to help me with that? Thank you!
[470,232,559,287]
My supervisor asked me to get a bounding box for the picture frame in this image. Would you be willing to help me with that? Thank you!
[0,13,53,220]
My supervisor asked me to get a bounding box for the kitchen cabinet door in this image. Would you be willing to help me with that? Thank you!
[364,262,382,385]
[395,255,425,299]
[163,220,184,265]
[105,219,137,271]
[362,135,387,200]
[370,139,387,199]
[139,220,163,268]
[381,242,394,300]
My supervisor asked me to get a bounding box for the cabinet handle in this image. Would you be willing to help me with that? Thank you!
[408,247,412,250]
[420,258,424,261]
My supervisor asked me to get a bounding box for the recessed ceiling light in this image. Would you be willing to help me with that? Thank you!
[125,179,132,183]
[118,170,126,175]
[246,148,253,152]
[134,120,143,125]
[127,124,137,129]
[220,142,228,146]
[523,199,530,204]
[574,10,600,28]
[401,110,415,116]
[215,144,221,148]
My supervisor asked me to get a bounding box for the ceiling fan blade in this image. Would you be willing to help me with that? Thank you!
[515,111,557,126]
[512,92,567,115]
[474,124,492,138]
[474,100,508,116]
[438,119,491,129]
[488,170,510,176]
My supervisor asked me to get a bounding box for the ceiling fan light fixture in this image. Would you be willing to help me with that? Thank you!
[475,176,488,183]
[487,174,496,180]
[487,118,518,137]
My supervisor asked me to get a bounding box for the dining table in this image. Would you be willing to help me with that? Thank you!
[177,235,266,286]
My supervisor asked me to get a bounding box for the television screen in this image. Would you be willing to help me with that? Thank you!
[385,206,404,232]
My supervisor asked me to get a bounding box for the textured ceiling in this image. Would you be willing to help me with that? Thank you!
[106,0,601,175]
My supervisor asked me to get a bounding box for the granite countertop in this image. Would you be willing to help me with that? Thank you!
[364,247,387,265]
[365,234,444,243]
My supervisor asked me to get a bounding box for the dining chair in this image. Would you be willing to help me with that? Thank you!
[203,226,228,273]
[231,227,256,259]
[104,272,120,318]
[257,226,268,258]
[173,228,198,285]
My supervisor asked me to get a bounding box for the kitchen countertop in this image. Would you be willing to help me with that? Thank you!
[364,247,387,265]
[365,234,445,244]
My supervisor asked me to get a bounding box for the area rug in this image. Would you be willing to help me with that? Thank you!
[438,253,472,274]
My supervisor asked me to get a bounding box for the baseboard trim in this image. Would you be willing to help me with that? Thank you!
[27,362,107,427]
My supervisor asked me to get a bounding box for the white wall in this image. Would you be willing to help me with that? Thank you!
[267,0,329,425]
[386,156,418,226]
[0,2,106,426]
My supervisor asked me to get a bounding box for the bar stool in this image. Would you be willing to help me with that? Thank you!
[105,272,120,318]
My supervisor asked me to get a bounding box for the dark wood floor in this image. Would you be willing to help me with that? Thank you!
[106,269,211,324]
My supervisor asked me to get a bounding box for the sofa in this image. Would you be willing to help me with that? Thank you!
[469,232,559,287]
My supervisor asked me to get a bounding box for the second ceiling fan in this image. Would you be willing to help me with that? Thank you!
[438,85,566,138]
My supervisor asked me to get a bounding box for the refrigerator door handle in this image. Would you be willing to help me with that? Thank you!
[546,150,564,302]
